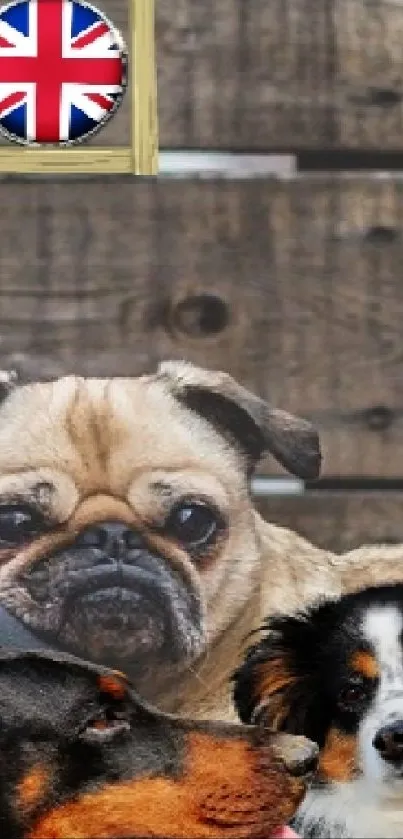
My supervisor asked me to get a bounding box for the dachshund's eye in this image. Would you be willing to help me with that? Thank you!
[163,502,222,551]
[87,715,121,731]
[79,710,130,744]
[0,504,46,546]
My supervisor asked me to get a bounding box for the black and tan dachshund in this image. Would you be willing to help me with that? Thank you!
[0,647,317,839]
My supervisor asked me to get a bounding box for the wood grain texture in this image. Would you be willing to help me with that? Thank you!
[335,0,403,150]
[1,175,403,477]
[255,492,403,553]
[156,0,403,150]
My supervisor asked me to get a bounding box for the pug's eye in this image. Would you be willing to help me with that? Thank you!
[0,504,45,546]
[164,502,220,550]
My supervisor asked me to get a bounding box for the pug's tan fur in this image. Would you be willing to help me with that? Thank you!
[0,362,400,722]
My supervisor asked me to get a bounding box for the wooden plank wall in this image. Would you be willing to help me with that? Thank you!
[157,0,403,151]
[0,0,403,552]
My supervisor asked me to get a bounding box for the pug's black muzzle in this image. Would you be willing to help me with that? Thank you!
[2,521,204,682]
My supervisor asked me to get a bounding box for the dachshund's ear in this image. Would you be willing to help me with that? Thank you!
[158,361,321,479]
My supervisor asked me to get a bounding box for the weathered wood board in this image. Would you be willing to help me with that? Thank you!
[255,492,403,553]
[1,175,403,478]
[157,0,403,150]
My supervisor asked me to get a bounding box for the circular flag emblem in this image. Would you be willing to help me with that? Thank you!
[0,0,127,146]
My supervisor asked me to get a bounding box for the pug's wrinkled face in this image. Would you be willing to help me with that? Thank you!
[0,363,320,702]
[0,378,253,699]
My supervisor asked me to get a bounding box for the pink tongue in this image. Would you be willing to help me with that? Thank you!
[271,828,300,838]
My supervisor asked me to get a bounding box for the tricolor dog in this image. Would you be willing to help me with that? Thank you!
[233,584,403,838]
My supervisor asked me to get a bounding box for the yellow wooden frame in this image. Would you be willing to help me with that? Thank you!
[0,0,158,174]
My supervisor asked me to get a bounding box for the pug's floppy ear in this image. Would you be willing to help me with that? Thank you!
[158,361,321,479]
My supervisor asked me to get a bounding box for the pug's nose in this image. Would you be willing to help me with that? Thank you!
[75,521,144,554]
[373,721,403,763]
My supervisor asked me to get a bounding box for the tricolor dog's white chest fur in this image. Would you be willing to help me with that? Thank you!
[295,778,403,838]
[233,584,403,839]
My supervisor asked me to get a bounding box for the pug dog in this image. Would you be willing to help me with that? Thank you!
[0,361,401,722]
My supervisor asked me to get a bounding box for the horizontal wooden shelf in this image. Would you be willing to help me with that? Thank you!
[0,149,133,174]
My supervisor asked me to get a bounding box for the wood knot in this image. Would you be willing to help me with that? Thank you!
[363,405,394,432]
[364,226,399,244]
[367,87,402,107]
[170,294,229,338]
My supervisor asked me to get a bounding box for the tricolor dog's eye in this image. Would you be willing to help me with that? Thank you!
[337,679,368,713]
[163,501,222,552]
[0,503,46,547]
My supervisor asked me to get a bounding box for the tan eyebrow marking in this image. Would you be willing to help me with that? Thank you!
[350,651,379,680]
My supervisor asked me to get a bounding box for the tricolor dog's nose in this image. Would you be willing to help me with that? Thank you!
[373,721,403,763]
[75,521,144,554]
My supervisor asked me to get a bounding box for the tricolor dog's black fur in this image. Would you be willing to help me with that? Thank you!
[233,583,403,838]
[0,647,316,839]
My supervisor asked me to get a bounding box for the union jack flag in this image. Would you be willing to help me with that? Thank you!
[0,0,126,145]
